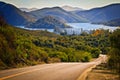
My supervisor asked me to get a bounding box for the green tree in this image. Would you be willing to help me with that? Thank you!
[108,29,120,74]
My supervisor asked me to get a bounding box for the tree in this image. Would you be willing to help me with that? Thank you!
[108,29,120,74]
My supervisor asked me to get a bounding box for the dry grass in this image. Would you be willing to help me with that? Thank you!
[86,63,119,80]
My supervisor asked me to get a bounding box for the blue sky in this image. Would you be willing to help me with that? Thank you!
[0,0,120,9]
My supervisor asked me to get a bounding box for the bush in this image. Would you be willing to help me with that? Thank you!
[91,48,101,58]
[74,51,92,62]
[81,52,92,62]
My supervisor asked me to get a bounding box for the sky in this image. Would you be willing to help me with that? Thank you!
[0,0,120,9]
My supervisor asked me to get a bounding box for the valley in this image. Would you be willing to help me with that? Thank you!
[0,1,120,80]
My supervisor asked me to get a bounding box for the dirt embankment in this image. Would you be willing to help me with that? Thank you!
[86,63,119,80]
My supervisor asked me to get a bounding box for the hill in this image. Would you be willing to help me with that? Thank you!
[76,3,120,26]
[100,18,120,26]
[0,17,60,69]
[0,1,36,26]
[26,16,71,29]
[92,18,120,26]
[30,7,87,23]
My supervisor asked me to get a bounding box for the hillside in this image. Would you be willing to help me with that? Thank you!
[102,18,120,26]
[26,16,71,29]
[0,16,111,69]
[0,1,35,26]
[76,3,120,26]
[30,7,87,23]
[0,17,60,69]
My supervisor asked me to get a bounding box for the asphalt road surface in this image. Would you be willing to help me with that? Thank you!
[0,55,106,80]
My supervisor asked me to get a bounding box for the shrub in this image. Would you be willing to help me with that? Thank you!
[91,48,101,58]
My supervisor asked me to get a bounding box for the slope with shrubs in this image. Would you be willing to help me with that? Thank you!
[0,17,111,69]
[0,17,60,69]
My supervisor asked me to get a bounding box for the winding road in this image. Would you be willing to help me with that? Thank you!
[0,55,106,80]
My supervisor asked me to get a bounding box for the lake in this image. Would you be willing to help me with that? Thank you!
[17,23,118,35]
[65,23,118,35]
[67,23,118,31]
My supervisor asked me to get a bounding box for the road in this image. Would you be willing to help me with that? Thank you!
[0,55,106,80]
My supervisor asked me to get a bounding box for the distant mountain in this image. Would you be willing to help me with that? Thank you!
[76,3,120,26]
[30,7,87,23]
[20,8,38,12]
[0,1,36,26]
[101,18,120,26]
[62,5,83,11]
[26,16,71,29]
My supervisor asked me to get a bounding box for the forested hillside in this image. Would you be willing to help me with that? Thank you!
[0,17,111,69]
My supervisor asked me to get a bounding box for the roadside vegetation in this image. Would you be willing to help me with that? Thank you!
[86,29,120,80]
[108,29,120,76]
[0,18,111,69]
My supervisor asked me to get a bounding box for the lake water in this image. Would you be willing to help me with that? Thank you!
[67,23,118,31]
[16,26,54,32]
[65,23,118,35]
[17,23,118,35]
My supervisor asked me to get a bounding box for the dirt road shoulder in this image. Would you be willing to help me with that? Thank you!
[86,63,119,80]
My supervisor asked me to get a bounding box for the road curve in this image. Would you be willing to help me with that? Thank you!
[0,55,106,80]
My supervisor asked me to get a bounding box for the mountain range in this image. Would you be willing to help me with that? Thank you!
[20,5,83,12]
[29,7,87,23]
[0,1,120,27]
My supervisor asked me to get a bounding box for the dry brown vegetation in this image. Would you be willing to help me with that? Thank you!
[86,63,119,80]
